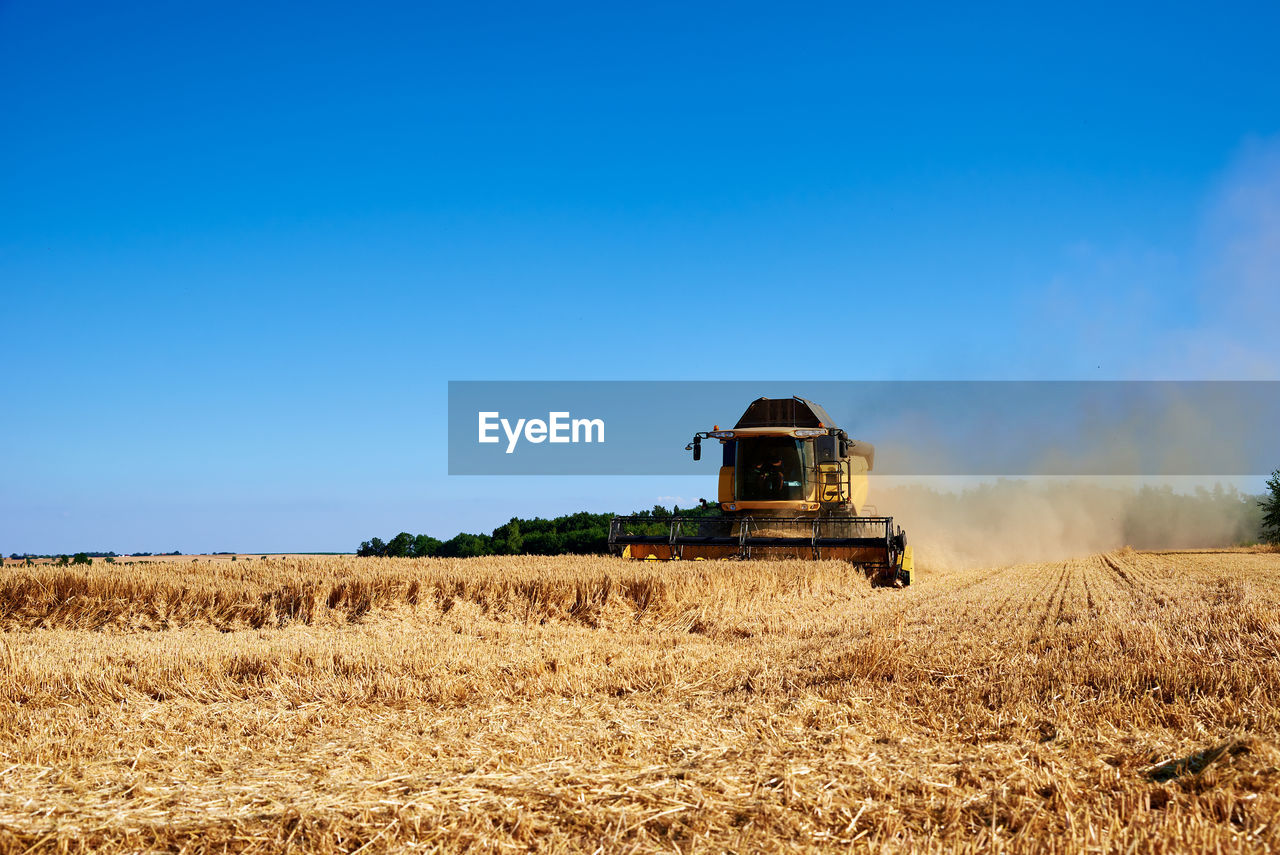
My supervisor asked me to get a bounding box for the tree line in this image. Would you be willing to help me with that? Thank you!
[356,503,720,558]
[6,552,112,566]
[1263,470,1280,544]
[357,475,1280,558]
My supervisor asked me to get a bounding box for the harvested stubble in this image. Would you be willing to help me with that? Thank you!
[1,550,1278,853]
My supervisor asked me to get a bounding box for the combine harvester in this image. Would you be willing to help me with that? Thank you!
[609,397,912,586]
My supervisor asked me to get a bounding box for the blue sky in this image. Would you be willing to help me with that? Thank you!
[2,1,1278,552]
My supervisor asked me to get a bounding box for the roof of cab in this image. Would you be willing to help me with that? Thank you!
[733,397,838,430]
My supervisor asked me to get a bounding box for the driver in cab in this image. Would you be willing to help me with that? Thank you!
[752,454,786,498]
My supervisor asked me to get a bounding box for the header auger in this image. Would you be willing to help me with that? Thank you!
[609,396,913,586]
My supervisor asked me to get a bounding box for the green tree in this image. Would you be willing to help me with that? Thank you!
[491,519,523,554]
[1260,469,1280,545]
[564,526,608,554]
[522,531,564,555]
[411,534,442,558]
[439,532,493,558]
[385,532,416,558]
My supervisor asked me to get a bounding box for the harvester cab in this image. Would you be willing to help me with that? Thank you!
[610,397,913,586]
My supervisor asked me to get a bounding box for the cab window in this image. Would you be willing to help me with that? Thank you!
[735,437,807,501]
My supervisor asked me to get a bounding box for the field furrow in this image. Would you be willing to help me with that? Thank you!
[1,549,1278,853]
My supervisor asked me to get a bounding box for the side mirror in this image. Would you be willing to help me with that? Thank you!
[692,436,702,461]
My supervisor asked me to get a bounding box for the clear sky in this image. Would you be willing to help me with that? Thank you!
[3,1,1278,553]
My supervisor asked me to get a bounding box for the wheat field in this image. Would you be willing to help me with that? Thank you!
[1,549,1278,853]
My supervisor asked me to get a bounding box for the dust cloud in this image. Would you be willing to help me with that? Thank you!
[871,479,1261,570]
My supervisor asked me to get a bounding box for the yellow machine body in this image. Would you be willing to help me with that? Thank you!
[610,397,912,586]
